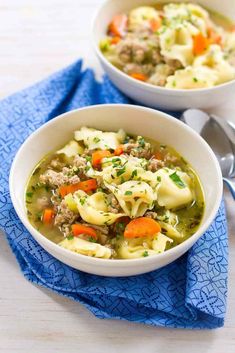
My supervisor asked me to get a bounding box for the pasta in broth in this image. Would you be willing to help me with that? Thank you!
[26,127,204,259]
[100,2,235,89]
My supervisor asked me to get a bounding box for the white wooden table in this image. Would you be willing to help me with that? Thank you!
[0,1,234,352]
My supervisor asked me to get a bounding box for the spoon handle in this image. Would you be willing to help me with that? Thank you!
[223,178,235,200]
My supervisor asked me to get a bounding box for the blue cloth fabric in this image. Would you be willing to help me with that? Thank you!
[0,60,228,329]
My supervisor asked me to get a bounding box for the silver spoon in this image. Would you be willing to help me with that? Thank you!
[180,109,235,199]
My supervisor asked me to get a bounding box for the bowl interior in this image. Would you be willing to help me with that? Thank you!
[11,105,222,246]
[93,0,235,48]
[93,0,235,45]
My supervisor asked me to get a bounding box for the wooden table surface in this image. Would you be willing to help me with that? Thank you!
[0,1,234,352]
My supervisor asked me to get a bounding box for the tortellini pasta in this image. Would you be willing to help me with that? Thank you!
[128,6,161,31]
[73,190,125,225]
[117,233,173,259]
[159,25,195,67]
[194,45,235,84]
[57,140,84,157]
[156,168,193,209]
[101,155,148,185]
[74,127,125,150]
[59,237,112,259]
[166,66,218,89]
[105,180,156,218]
[164,3,209,34]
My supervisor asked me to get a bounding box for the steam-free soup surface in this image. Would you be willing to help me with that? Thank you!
[26,127,204,259]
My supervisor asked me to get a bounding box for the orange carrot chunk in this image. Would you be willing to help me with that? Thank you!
[149,18,162,32]
[114,145,124,156]
[42,208,54,224]
[59,179,97,198]
[92,150,111,168]
[111,36,121,45]
[72,224,97,240]
[108,14,128,37]
[154,151,163,160]
[193,33,209,55]
[124,217,161,239]
[207,28,222,45]
[129,73,148,82]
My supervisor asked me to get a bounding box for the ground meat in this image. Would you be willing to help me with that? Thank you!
[148,63,175,86]
[164,58,183,71]
[123,138,153,159]
[147,158,165,172]
[50,158,65,170]
[164,153,178,164]
[83,223,109,235]
[116,38,149,64]
[36,196,50,211]
[123,63,154,76]
[145,211,158,219]
[40,168,80,188]
[54,200,78,227]
[107,194,121,214]
[73,155,87,168]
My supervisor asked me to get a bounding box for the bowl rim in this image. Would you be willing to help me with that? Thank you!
[91,0,235,95]
[9,104,223,268]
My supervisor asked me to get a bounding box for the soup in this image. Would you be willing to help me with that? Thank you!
[26,127,204,259]
[100,2,235,89]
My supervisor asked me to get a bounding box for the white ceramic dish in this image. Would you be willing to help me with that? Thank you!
[9,105,223,276]
[92,0,235,110]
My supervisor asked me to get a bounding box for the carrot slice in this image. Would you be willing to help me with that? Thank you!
[114,145,124,156]
[154,151,163,160]
[92,150,111,168]
[72,224,97,240]
[124,217,161,239]
[108,14,128,37]
[193,33,209,55]
[59,179,97,197]
[207,28,222,45]
[111,36,121,45]
[129,73,148,82]
[149,18,162,32]
[42,208,54,224]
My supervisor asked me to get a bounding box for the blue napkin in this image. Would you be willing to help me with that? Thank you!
[0,60,228,329]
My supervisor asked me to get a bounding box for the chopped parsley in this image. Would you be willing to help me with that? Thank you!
[93,136,101,143]
[26,192,33,198]
[138,136,145,147]
[67,235,74,240]
[124,191,132,196]
[88,237,97,243]
[131,169,138,178]
[116,167,126,177]
[157,176,161,182]
[169,172,186,188]
[142,250,149,257]
[80,197,86,205]
[193,77,198,83]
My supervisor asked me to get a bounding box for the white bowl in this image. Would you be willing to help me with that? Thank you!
[92,0,235,110]
[9,105,223,276]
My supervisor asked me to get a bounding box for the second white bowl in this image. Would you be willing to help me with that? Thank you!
[92,0,235,110]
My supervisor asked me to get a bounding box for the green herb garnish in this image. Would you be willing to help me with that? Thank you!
[131,169,138,178]
[157,176,161,182]
[67,235,74,240]
[124,191,132,196]
[143,250,149,257]
[93,137,101,143]
[26,192,33,198]
[169,172,186,188]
